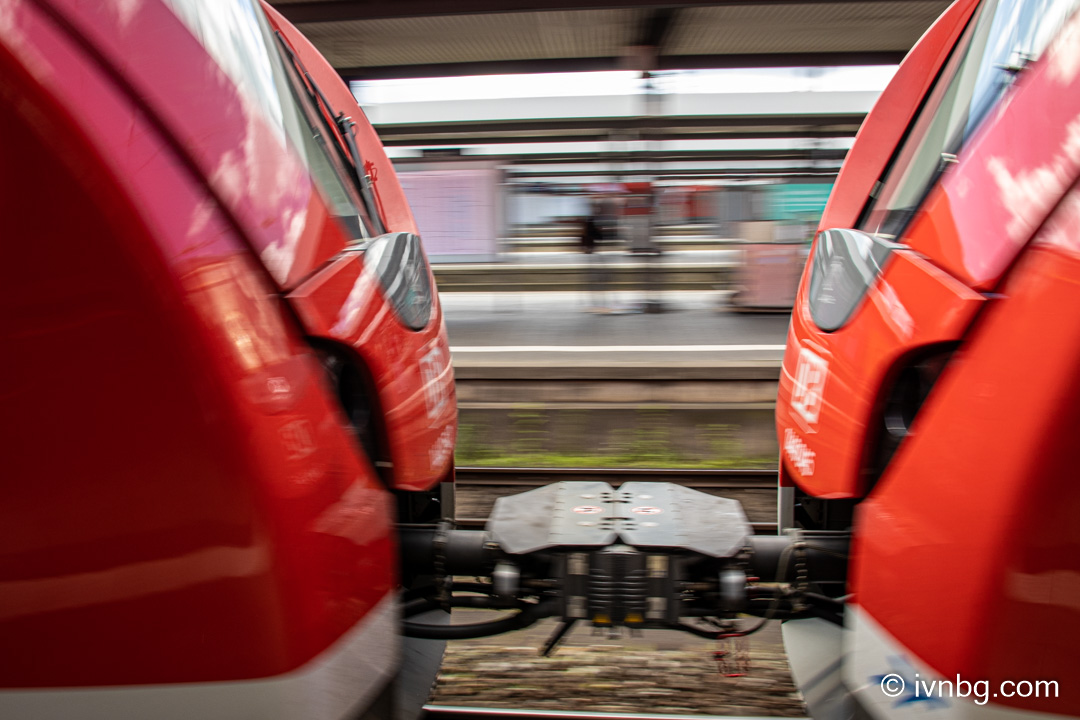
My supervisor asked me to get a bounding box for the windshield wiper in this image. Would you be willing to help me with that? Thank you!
[275,32,386,235]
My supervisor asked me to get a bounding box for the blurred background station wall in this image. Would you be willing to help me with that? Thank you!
[351,77,876,256]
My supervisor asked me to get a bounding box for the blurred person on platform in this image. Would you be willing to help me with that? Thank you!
[596,194,620,244]
[580,202,610,313]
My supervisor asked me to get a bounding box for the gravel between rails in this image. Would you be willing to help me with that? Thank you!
[430,617,806,717]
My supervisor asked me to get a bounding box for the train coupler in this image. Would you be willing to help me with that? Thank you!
[400,481,849,642]
[486,481,750,632]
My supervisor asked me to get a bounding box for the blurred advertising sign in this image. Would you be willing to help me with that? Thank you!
[765,183,833,223]
[397,162,502,262]
[733,222,808,310]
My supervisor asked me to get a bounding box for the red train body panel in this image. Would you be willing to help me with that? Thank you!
[853,197,1080,715]
[0,0,452,715]
[777,0,1080,717]
[262,3,420,240]
[264,4,456,492]
[819,0,981,232]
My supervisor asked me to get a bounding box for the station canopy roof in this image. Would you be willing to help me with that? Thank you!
[268,0,952,80]
[267,0,952,181]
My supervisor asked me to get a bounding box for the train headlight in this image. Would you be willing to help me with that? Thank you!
[365,231,433,330]
[807,229,897,331]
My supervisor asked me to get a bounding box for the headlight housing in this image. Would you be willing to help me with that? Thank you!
[365,231,433,330]
[807,228,898,331]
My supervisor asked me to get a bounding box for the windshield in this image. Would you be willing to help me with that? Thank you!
[162,0,373,242]
[859,0,1080,239]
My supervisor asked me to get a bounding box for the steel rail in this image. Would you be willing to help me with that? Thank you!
[455,466,777,488]
[423,705,803,720]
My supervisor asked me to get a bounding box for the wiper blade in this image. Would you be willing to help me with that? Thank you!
[335,113,386,235]
[274,32,386,235]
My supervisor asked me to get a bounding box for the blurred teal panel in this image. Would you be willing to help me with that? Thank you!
[766,183,834,222]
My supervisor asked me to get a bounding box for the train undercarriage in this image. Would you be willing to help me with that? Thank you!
[399,482,849,650]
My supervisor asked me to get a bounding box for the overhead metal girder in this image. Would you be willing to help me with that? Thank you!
[374,113,867,137]
[392,148,847,165]
[275,0,940,24]
[380,128,859,145]
[504,166,840,178]
[339,52,905,80]
[374,114,865,147]
[639,7,678,53]
[497,148,850,164]
[378,128,857,145]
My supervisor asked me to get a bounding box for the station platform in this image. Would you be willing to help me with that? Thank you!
[494,247,739,264]
[503,233,735,253]
[441,290,790,375]
[440,288,793,464]
[432,249,739,293]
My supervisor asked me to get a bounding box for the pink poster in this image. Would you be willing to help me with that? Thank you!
[397,165,500,260]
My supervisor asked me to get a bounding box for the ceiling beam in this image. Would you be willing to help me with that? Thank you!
[463,148,850,164]
[504,166,840,178]
[639,8,678,52]
[392,148,847,164]
[339,51,903,80]
[274,0,942,24]
[378,128,857,145]
[374,113,866,136]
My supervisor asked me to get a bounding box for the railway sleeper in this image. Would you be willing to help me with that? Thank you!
[398,481,849,652]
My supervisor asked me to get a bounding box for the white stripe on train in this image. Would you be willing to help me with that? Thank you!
[0,593,399,720]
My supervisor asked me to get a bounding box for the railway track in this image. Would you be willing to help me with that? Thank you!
[423,705,801,720]
[453,466,780,534]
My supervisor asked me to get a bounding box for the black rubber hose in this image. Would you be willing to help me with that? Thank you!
[677,614,777,639]
[801,592,845,626]
[404,596,444,617]
[404,593,521,618]
[447,582,499,596]
[676,620,766,640]
[403,600,556,639]
[676,622,725,639]
[402,583,499,612]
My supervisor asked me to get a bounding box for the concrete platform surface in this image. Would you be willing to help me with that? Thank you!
[441,291,791,373]
[465,249,740,268]
[432,251,739,293]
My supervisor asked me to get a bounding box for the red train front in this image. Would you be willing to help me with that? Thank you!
[775,0,1080,717]
[0,0,453,716]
